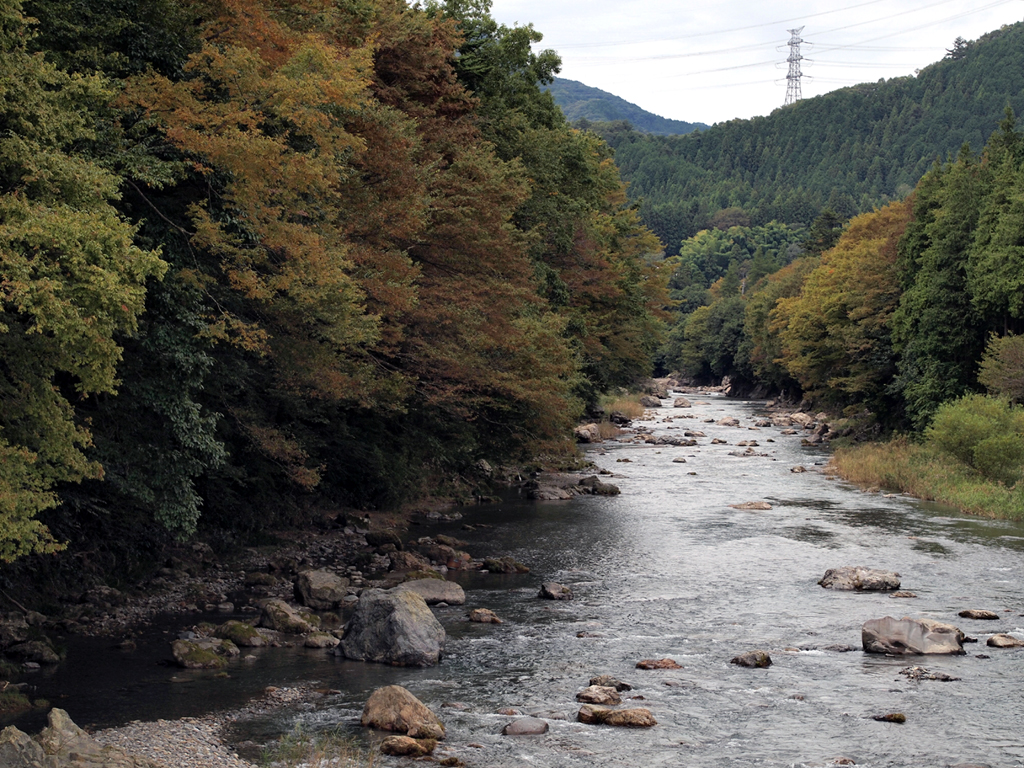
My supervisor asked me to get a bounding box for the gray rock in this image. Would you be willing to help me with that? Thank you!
[502,717,550,735]
[295,569,351,610]
[361,685,445,739]
[170,638,236,669]
[257,598,320,634]
[304,631,341,649]
[3,708,164,768]
[673,397,692,408]
[342,589,445,666]
[958,609,999,620]
[640,395,662,408]
[862,616,965,655]
[577,705,656,727]
[589,675,632,691]
[393,579,466,606]
[986,633,1024,648]
[576,685,622,704]
[577,476,620,496]
[538,582,573,600]
[819,566,901,591]
[0,613,30,650]
[5,639,61,665]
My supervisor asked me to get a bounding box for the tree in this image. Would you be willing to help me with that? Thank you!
[0,0,165,560]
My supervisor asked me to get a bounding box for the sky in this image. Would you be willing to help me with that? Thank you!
[488,0,1024,125]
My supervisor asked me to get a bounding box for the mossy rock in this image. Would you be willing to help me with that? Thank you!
[171,639,228,669]
[215,620,266,648]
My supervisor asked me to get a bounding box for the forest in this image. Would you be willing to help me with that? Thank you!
[0,0,671,570]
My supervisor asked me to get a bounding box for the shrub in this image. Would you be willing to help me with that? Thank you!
[925,394,1024,486]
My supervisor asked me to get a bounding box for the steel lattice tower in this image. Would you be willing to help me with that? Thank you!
[784,26,805,106]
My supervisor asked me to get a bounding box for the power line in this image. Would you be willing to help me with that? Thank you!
[785,27,806,105]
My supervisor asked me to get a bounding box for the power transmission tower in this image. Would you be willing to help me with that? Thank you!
[784,26,805,106]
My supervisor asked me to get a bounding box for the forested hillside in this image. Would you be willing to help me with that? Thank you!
[662,109,1024,448]
[545,78,707,136]
[0,0,670,568]
[592,22,1024,256]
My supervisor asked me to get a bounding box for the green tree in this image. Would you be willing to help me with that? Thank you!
[0,0,165,560]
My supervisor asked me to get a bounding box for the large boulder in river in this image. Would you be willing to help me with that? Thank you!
[819,566,900,591]
[862,616,966,655]
[538,582,573,600]
[361,685,445,739]
[294,569,351,609]
[640,395,662,408]
[393,578,466,606]
[341,589,445,666]
[574,423,602,443]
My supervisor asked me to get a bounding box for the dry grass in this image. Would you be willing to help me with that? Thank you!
[829,438,1024,520]
[597,422,623,439]
[261,727,377,768]
[600,395,645,420]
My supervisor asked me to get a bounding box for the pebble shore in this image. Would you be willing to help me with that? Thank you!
[92,686,323,768]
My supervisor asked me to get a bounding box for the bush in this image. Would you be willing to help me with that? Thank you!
[925,394,1024,486]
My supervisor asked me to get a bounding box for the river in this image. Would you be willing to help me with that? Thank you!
[11,393,1024,766]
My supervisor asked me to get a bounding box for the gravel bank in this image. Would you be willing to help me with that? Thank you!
[92,686,326,768]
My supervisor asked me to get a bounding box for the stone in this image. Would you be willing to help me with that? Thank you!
[577,476,620,496]
[468,608,502,624]
[0,613,29,649]
[502,718,549,736]
[862,616,965,655]
[717,417,740,426]
[673,397,692,408]
[482,556,530,574]
[899,665,960,681]
[538,582,573,600]
[341,589,445,666]
[361,685,445,739]
[23,708,164,767]
[170,638,234,669]
[304,631,341,649]
[889,591,917,599]
[636,658,682,670]
[986,633,1024,648]
[257,598,320,634]
[379,735,436,757]
[791,465,806,473]
[958,609,999,620]
[4,639,61,665]
[215,620,267,647]
[872,712,906,723]
[730,650,772,668]
[640,395,662,408]
[389,550,432,571]
[527,485,573,500]
[730,501,772,510]
[576,685,621,705]
[393,579,466,606]
[819,566,901,591]
[574,423,602,443]
[294,569,351,610]
[589,675,632,691]
[672,457,687,463]
[577,704,656,727]
[365,530,404,550]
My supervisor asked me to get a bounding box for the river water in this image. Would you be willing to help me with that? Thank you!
[12,393,1024,766]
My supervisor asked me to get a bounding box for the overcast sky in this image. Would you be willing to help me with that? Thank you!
[489,0,1024,125]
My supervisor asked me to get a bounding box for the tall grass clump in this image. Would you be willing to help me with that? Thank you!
[261,726,377,768]
[598,394,645,420]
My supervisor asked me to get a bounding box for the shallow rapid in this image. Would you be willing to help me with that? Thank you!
[19,394,1024,766]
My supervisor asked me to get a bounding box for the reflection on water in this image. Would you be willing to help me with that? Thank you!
[9,394,1024,767]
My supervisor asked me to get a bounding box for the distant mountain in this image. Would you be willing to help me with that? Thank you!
[544,78,708,136]
[591,21,1024,255]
